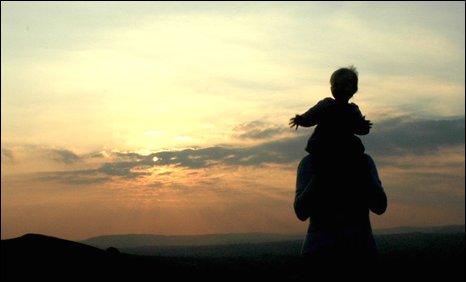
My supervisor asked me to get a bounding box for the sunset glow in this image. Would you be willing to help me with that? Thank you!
[1,2,464,240]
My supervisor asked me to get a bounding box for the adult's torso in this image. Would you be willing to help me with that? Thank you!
[302,152,376,258]
[308,152,371,231]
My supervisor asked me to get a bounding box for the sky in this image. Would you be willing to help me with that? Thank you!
[1,1,464,240]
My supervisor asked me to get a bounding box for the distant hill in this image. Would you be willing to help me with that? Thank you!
[2,233,107,258]
[81,232,303,249]
[81,225,464,249]
[2,231,464,280]
[373,224,464,235]
[1,234,118,280]
[118,232,465,258]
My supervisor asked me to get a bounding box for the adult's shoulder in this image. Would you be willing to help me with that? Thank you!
[363,153,376,166]
[362,154,380,176]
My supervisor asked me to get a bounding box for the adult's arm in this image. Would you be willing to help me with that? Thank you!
[365,154,387,215]
[294,155,318,221]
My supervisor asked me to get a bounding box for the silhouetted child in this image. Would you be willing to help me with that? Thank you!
[289,66,372,160]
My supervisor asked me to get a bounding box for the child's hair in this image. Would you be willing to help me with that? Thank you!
[330,66,358,100]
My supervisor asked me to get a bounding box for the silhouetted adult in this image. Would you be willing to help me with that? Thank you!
[294,146,387,277]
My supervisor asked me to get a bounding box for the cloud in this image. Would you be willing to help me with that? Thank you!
[83,151,108,159]
[32,116,465,185]
[50,149,81,164]
[97,161,152,179]
[363,116,465,156]
[37,159,153,185]
[38,169,111,186]
[1,148,14,162]
[146,181,164,189]
[1,145,84,166]
[233,121,289,140]
[147,116,465,169]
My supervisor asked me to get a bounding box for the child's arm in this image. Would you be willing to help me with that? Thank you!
[354,118,372,135]
[352,104,372,135]
[289,114,311,130]
[289,98,333,130]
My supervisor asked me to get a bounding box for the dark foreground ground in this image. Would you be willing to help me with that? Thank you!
[1,233,464,280]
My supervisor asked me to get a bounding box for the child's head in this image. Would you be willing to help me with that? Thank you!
[330,66,358,101]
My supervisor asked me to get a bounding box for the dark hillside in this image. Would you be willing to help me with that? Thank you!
[2,232,464,280]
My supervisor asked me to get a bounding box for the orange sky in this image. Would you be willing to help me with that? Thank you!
[1,2,465,240]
